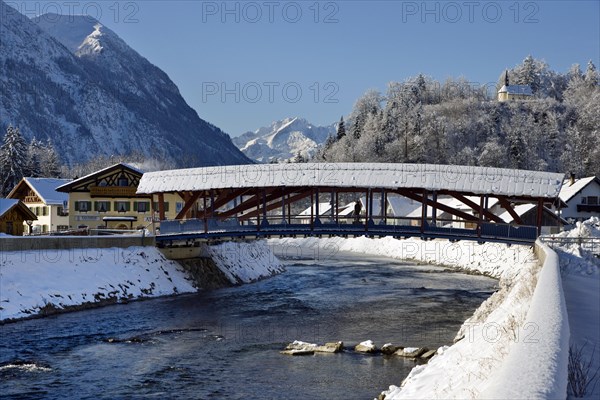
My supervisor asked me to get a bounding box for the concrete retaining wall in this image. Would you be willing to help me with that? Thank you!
[0,236,155,252]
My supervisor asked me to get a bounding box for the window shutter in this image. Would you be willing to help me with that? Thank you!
[164,202,170,212]
[126,202,131,211]
[74,202,80,212]
[106,202,111,212]
[94,201,99,211]
[133,201,138,212]
[43,207,48,216]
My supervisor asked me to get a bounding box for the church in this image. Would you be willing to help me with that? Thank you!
[497,70,533,101]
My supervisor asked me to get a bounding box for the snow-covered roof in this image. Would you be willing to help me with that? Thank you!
[0,199,37,220]
[497,203,536,223]
[387,196,421,217]
[23,178,71,205]
[138,163,564,200]
[559,176,600,203]
[57,163,144,192]
[498,85,533,95]
[0,199,19,217]
[299,202,332,216]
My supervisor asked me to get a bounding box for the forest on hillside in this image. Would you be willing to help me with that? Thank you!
[316,56,599,178]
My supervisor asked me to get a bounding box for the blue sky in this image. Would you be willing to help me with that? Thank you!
[18,1,600,136]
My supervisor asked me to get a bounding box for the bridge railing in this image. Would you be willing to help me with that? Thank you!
[156,215,539,243]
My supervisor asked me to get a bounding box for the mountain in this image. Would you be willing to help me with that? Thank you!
[232,117,336,163]
[0,2,250,167]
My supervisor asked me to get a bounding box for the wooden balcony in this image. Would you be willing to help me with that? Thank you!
[577,204,600,213]
[90,186,137,198]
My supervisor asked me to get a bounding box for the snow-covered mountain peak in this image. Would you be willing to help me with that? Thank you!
[1,2,250,167]
[32,14,103,53]
[233,118,336,163]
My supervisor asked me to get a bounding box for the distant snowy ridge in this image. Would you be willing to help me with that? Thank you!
[0,2,250,167]
[232,117,336,162]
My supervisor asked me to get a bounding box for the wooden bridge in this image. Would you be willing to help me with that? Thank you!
[136,163,565,246]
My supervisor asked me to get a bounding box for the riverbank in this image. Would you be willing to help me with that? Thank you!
[270,236,571,399]
[0,240,284,323]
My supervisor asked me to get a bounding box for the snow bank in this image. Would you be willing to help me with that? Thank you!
[0,246,196,322]
[271,236,533,280]
[206,241,285,284]
[481,241,569,399]
[0,240,285,322]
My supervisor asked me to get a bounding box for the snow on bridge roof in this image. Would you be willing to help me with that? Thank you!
[137,163,565,199]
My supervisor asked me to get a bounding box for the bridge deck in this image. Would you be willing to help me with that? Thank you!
[155,218,538,245]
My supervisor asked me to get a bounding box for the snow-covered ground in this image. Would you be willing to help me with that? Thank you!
[206,240,285,284]
[553,218,600,399]
[0,241,284,323]
[0,246,195,322]
[271,233,581,399]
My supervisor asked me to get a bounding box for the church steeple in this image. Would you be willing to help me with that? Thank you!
[504,70,509,86]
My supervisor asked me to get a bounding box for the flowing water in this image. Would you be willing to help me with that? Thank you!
[0,251,496,399]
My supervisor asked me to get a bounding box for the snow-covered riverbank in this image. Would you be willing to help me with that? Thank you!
[271,235,575,399]
[0,240,284,323]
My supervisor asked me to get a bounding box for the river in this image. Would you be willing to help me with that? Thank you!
[0,251,497,399]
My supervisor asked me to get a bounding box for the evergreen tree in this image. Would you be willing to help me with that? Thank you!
[41,139,62,178]
[26,138,43,178]
[0,126,28,195]
[585,60,598,86]
[336,116,346,140]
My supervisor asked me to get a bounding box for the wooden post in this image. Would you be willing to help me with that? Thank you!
[157,193,165,221]
[262,189,267,225]
[315,188,320,225]
[380,188,386,225]
[204,195,208,233]
[287,194,291,224]
[331,189,335,223]
[256,189,261,230]
[431,191,437,226]
[310,189,314,230]
[335,191,340,225]
[365,189,370,232]
[478,195,484,237]
[281,190,286,224]
[420,189,428,234]
[536,198,544,236]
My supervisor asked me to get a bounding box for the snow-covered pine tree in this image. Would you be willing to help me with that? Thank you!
[0,125,28,196]
[585,60,598,86]
[336,116,346,140]
[41,139,62,178]
[26,138,43,178]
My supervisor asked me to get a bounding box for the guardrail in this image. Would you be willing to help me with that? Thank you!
[156,216,539,245]
[539,236,600,255]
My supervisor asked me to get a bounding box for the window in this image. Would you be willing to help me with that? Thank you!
[134,201,150,213]
[118,177,129,187]
[75,201,92,212]
[588,196,598,205]
[153,202,170,212]
[57,225,69,231]
[114,201,130,212]
[94,201,111,213]
[57,206,69,217]
[582,197,587,204]
[176,202,184,213]
[42,207,48,216]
